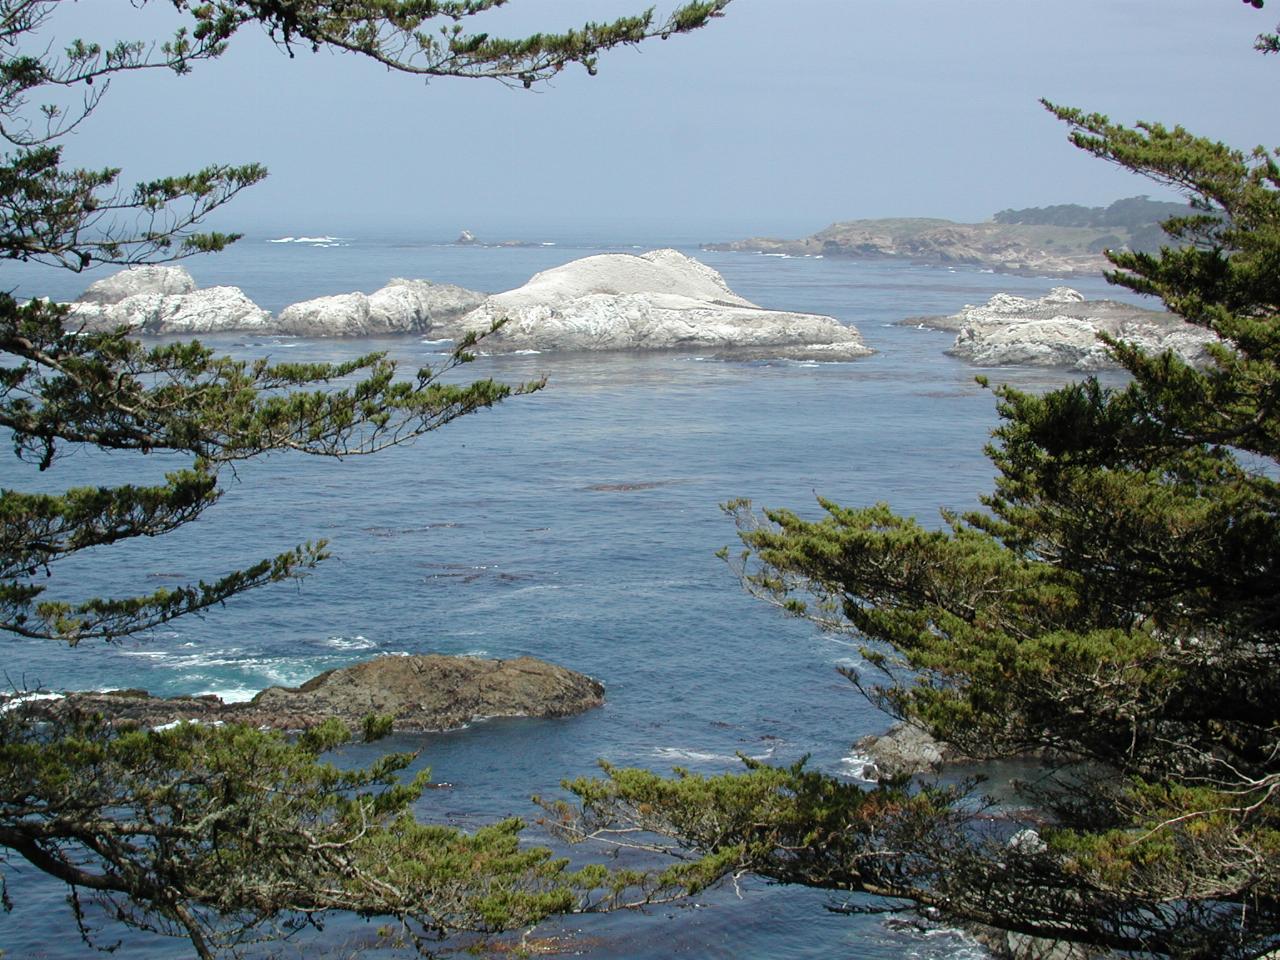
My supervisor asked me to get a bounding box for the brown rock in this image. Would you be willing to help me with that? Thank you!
[8,655,604,734]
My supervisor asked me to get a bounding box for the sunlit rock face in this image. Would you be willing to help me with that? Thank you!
[941,287,1217,370]
[455,249,872,360]
[275,279,487,336]
[67,284,272,334]
[76,265,198,305]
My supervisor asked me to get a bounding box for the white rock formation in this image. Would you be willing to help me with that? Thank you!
[67,286,273,335]
[455,249,871,360]
[944,287,1218,370]
[276,278,486,337]
[77,265,197,305]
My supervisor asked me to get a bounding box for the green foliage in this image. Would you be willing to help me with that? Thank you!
[0,711,607,957]
[557,63,1280,960]
[0,0,734,955]
[993,195,1190,230]
[548,757,968,897]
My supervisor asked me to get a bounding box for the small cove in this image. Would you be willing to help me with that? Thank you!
[1,240,1139,958]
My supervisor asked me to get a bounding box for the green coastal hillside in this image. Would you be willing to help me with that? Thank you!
[704,196,1190,275]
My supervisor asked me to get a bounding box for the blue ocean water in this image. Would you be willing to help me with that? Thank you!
[0,238,1141,958]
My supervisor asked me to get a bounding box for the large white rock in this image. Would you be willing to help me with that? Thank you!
[455,249,870,359]
[276,278,487,336]
[945,286,1218,370]
[67,286,272,334]
[76,265,197,305]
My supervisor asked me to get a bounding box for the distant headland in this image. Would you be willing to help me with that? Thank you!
[702,196,1189,276]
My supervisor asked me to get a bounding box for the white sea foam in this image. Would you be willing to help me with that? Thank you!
[152,718,226,731]
[283,235,345,244]
[838,751,878,783]
[653,747,737,764]
[652,744,776,766]
[0,691,63,714]
[877,924,991,959]
[322,634,378,651]
[201,686,258,703]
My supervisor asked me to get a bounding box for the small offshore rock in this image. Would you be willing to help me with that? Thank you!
[854,722,951,779]
[76,265,197,305]
[939,287,1217,370]
[8,655,604,734]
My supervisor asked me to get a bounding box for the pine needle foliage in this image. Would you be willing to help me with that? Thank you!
[0,1,731,956]
[555,40,1280,960]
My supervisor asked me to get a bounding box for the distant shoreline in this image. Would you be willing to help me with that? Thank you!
[702,218,1111,277]
[702,198,1187,277]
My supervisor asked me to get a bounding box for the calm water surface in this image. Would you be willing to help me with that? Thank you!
[0,238,1139,958]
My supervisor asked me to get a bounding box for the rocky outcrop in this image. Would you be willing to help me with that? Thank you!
[974,927,1105,960]
[853,722,957,780]
[76,265,197,304]
[67,285,273,334]
[455,249,871,360]
[65,268,487,338]
[936,287,1217,370]
[6,655,604,733]
[275,278,487,337]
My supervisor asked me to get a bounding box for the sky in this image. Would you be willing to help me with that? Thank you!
[35,0,1280,243]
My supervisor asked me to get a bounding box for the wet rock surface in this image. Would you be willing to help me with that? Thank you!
[853,721,957,780]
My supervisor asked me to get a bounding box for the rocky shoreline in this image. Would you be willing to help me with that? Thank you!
[1,654,605,734]
[703,218,1116,276]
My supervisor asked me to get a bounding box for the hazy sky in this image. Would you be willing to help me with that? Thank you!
[43,0,1280,241]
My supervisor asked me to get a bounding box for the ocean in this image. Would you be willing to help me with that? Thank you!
[0,235,1139,958]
